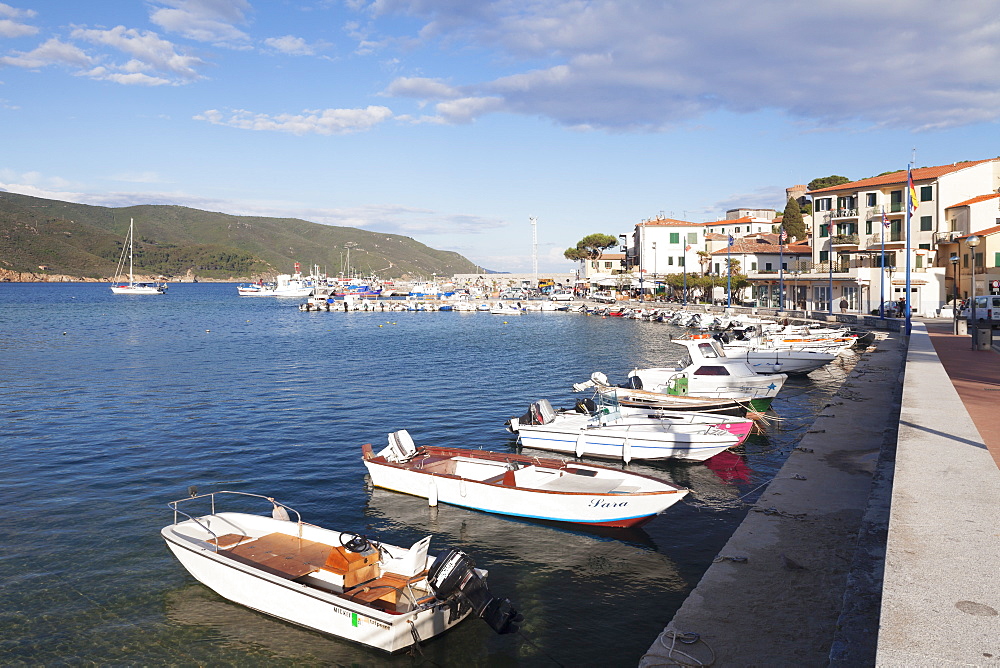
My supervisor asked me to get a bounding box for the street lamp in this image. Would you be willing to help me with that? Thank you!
[950,255,960,304]
[967,235,981,349]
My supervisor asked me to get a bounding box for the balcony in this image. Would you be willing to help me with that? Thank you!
[830,208,859,219]
[831,233,859,246]
[868,232,902,245]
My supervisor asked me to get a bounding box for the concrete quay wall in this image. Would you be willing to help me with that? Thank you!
[640,322,1000,666]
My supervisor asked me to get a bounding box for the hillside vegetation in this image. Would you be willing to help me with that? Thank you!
[0,192,483,280]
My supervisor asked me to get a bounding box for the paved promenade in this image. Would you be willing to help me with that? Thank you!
[640,319,1000,667]
[877,323,1000,666]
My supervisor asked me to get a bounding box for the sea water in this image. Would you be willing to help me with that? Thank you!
[0,283,855,666]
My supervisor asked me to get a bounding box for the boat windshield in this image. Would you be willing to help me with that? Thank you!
[595,391,623,423]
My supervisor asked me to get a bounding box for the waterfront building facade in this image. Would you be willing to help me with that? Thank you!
[799,158,1000,315]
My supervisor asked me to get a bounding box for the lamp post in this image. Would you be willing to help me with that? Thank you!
[967,235,980,349]
[651,241,656,300]
[950,254,959,331]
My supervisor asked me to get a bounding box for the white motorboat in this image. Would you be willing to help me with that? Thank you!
[624,337,786,411]
[363,431,689,528]
[489,302,522,315]
[572,372,751,417]
[110,218,167,295]
[162,490,521,653]
[506,396,753,463]
[719,341,838,374]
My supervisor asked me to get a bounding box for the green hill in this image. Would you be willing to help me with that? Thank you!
[0,191,485,280]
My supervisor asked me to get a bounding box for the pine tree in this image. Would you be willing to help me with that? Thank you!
[781,197,807,242]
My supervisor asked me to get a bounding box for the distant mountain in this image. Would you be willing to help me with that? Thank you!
[0,191,487,281]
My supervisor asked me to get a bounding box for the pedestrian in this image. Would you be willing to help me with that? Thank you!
[839,298,848,313]
[896,298,905,317]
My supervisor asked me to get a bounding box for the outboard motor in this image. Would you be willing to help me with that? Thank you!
[427,549,522,635]
[574,397,597,414]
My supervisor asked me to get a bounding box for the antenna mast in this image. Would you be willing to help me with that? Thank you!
[529,216,538,284]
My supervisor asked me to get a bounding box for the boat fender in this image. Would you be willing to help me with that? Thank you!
[622,438,632,465]
[427,479,438,507]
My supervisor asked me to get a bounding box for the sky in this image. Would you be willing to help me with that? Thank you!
[2,1,1000,273]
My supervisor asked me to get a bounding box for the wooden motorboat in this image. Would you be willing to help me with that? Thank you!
[506,396,753,463]
[363,432,690,528]
[573,372,751,416]
[162,490,521,653]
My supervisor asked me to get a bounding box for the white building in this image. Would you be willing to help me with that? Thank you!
[805,158,1000,315]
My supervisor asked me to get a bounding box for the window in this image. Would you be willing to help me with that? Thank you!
[916,255,923,269]
[604,261,613,269]
[714,262,720,273]
[750,262,757,271]
[693,366,730,376]
[819,224,829,237]
[918,243,930,250]
[976,252,984,268]
[669,232,679,244]
[765,262,773,271]
[866,221,872,234]
[964,253,969,268]
[866,193,877,207]
[679,257,685,267]
[995,252,1000,267]
[735,227,741,233]
[687,232,697,244]
[816,198,831,211]
[819,250,829,262]
[920,216,932,231]
[920,185,932,202]
[668,257,674,265]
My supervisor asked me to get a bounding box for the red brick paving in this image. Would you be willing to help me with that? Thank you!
[923,321,1000,469]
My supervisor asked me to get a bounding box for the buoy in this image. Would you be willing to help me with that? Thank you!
[206,329,210,332]
[379,324,383,327]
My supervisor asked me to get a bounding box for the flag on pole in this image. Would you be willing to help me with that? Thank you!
[882,210,890,228]
[727,235,735,246]
[907,168,918,215]
[779,228,787,243]
[685,244,691,251]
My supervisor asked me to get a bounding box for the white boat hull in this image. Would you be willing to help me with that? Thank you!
[515,422,739,462]
[162,513,469,653]
[364,448,687,527]
[111,284,166,294]
[724,349,837,374]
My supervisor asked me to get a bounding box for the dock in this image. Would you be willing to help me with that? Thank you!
[639,319,1000,666]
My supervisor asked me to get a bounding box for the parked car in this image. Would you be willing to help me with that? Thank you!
[549,291,575,302]
[592,292,616,303]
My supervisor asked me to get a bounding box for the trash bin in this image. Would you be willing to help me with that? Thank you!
[977,327,992,351]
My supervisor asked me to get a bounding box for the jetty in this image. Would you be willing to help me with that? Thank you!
[640,319,1000,666]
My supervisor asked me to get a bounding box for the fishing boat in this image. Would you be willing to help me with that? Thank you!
[162,490,521,653]
[363,431,690,528]
[110,218,167,294]
[506,394,753,463]
[622,338,786,411]
[572,372,751,416]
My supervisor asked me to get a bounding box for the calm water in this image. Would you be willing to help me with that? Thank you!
[0,283,856,666]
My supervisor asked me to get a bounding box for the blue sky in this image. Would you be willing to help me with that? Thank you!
[2,1,999,273]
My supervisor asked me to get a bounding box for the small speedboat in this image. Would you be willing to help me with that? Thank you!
[573,372,751,417]
[363,431,690,528]
[162,490,521,653]
[506,396,753,463]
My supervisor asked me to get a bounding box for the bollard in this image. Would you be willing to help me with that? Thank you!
[977,327,992,351]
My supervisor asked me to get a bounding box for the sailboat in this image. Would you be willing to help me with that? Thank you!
[110,218,167,295]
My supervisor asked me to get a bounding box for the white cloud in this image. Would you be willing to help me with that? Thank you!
[0,17,37,38]
[263,35,320,56]
[149,0,251,45]
[371,0,1000,131]
[194,106,394,135]
[71,26,205,81]
[0,37,91,69]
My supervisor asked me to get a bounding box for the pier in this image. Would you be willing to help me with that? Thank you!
[640,319,1000,666]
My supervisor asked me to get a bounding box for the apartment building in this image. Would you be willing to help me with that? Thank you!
[805,158,1000,315]
[623,216,705,280]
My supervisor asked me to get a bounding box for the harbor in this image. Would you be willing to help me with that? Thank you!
[0,282,856,664]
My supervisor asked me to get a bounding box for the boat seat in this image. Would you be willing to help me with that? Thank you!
[344,571,428,605]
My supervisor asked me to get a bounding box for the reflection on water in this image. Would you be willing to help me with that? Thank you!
[0,283,858,665]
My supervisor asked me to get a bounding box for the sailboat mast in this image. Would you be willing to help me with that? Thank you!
[129,218,134,284]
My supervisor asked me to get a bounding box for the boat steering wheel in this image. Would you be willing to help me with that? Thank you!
[339,531,373,553]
